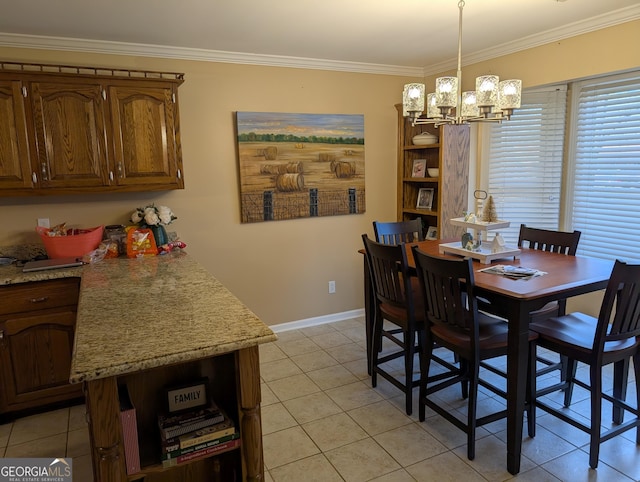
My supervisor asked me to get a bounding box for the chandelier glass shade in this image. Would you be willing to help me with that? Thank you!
[403,0,522,126]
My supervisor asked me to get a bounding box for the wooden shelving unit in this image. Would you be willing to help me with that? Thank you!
[395,104,470,239]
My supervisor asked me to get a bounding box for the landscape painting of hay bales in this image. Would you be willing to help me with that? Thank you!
[236,112,365,223]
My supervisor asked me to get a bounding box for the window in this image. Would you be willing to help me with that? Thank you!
[567,71,640,261]
[483,71,640,262]
[482,87,567,245]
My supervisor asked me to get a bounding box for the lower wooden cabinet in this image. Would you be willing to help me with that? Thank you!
[0,278,83,417]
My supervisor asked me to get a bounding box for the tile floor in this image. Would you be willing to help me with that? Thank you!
[1,316,638,481]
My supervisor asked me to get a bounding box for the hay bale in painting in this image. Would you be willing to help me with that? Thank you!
[275,173,305,192]
[260,161,303,175]
[295,143,304,149]
[257,146,278,160]
[331,161,356,178]
[319,152,336,162]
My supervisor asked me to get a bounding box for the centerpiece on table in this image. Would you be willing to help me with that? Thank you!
[130,204,177,248]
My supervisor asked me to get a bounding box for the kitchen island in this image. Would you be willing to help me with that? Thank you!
[2,251,276,481]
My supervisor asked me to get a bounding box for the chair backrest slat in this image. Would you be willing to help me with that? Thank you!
[518,224,581,255]
[412,246,476,334]
[362,234,414,312]
[596,260,640,349]
[374,218,424,245]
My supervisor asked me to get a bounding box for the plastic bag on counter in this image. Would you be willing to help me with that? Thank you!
[126,228,158,258]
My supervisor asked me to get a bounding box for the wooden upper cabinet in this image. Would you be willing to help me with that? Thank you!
[0,80,33,190]
[0,62,184,196]
[30,81,110,188]
[108,83,183,188]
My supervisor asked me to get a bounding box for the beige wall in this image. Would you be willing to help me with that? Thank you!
[0,48,405,325]
[1,19,638,325]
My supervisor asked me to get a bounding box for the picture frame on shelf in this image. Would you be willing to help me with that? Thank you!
[426,226,438,240]
[416,188,434,210]
[411,159,426,178]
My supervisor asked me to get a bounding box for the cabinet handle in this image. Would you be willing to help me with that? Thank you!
[22,86,27,97]
[41,163,49,181]
[32,172,37,183]
[172,93,176,103]
[177,169,182,180]
[102,89,106,100]
[117,163,123,176]
[30,297,48,303]
[0,330,3,340]
[109,171,114,182]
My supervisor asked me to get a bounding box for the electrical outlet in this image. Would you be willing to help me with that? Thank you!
[37,218,50,228]
[328,280,336,294]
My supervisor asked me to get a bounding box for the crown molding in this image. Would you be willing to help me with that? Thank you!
[424,5,640,76]
[0,4,637,80]
[0,32,423,77]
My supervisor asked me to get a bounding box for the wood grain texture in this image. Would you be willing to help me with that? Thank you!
[85,377,128,482]
[237,346,263,482]
[439,124,470,239]
[0,65,184,196]
[395,105,470,240]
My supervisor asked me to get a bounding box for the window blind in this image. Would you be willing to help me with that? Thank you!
[569,72,640,261]
[486,87,567,245]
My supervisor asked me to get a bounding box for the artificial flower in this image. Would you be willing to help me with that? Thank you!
[130,204,177,226]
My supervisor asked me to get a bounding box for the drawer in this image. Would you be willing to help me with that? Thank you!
[0,278,80,316]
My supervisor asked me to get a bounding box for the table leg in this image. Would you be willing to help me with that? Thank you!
[506,303,531,475]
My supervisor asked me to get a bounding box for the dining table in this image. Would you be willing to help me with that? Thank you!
[361,238,614,474]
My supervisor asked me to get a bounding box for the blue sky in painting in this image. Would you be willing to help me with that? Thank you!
[237,112,364,139]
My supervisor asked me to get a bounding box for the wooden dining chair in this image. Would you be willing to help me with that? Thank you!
[530,260,640,469]
[479,224,582,381]
[411,246,538,460]
[361,234,424,415]
[373,217,424,245]
[371,217,426,372]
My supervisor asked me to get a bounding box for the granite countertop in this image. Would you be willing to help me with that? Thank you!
[0,251,276,383]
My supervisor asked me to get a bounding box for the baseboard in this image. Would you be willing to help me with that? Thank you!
[270,309,365,333]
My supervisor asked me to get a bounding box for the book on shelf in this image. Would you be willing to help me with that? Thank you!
[118,385,141,475]
[162,416,236,452]
[161,432,239,462]
[158,403,224,439]
[161,436,241,468]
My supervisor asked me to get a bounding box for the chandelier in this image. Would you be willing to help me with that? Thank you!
[402,0,522,126]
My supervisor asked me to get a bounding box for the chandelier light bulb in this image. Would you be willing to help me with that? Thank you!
[403,83,425,118]
[435,77,458,108]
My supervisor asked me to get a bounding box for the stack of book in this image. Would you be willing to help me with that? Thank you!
[159,404,240,467]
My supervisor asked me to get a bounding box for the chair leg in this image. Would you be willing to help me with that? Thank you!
[589,364,602,469]
[563,358,578,408]
[612,358,630,424]
[559,354,569,382]
[419,333,434,422]
[634,352,640,444]
[404,329,415,415]
[460,359,469,399]
[527,342,536,438]
[371,311,383,388]
[466,360,480,460]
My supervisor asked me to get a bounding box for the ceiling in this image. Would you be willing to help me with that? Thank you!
[1,0,639,76]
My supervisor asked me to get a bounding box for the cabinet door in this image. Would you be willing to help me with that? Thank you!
[0,80,34,190]
[0,310,83,411]
[30,81,110,188]
[109,84,184,188]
